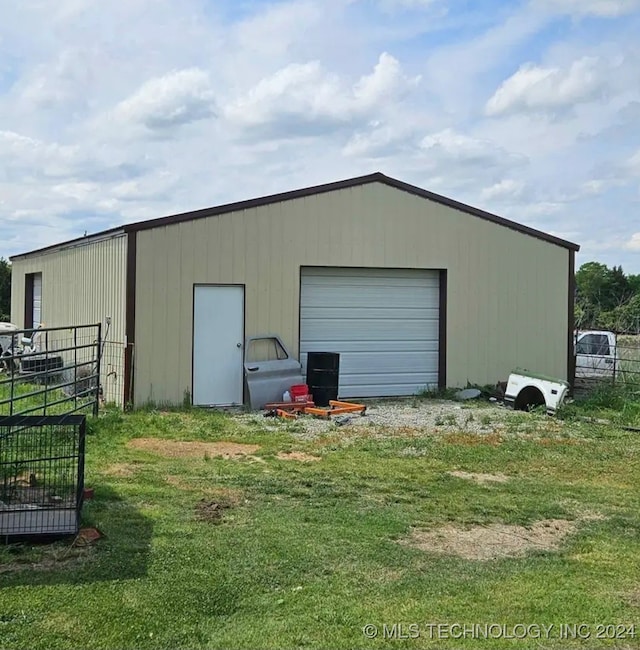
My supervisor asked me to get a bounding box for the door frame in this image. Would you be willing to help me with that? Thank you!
[297,266,447,391]
[191,283,246,406]
[24,272,42,330]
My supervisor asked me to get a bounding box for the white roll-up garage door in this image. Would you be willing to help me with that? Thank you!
[32,273,42,328]
[300,267,440,398]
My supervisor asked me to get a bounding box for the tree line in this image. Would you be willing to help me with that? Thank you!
[576,262,640,333]
[0,258,9,322]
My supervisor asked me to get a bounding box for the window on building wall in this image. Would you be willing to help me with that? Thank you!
[24,272,42,330]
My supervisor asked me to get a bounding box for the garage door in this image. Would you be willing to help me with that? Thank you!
[300,268,440,398]
[32,273,42,328]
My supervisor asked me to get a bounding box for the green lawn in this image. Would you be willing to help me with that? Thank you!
[1,405,639,649]
[0,377,95,416]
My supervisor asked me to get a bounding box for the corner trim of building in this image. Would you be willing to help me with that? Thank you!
[567,250,576,389]
[123,231,137,406]
[438,269,447,388]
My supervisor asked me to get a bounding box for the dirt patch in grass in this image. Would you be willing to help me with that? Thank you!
[276,451,321,462]
[536,437,584,446]
[448,470,510,484]
[442,432,504,446]
[624,589,640,607]
[128,438,260,459]
[0,546,95,574]
[402,519,577,560]
[195,498,232,524]
[102,463,139,477]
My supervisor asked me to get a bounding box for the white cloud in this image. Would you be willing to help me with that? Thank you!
[377,0,440,9]
[480,179,525,201]
[536,0,640,17]
[419,129,525,168]
[580,177,629,195]
[342,122,417,157]
[225,53,419,135]
[0,131,84,178]
[624,232,640,250]
[354,53,418,108]
[111,68,216,131]
[15,48,95,112]
[486,57,608,116]
[629,149,640,175]
[514,201,564,217]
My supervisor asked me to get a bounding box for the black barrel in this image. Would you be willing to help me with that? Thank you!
[306,352,340,407]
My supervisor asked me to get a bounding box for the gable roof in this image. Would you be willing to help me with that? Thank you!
[10,172,580,260]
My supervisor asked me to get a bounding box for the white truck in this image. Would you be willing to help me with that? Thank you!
[574,330,617,378]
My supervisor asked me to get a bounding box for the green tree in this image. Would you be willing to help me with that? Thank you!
[576,262,640,332]
[576,262,611,328]
[628,273,640,296]
[607,265,633,309]
[0,258,10,322]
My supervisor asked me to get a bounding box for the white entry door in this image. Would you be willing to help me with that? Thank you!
[193,285,244,406]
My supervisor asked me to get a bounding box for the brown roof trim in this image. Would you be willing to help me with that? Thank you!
[120,172,579,251]
[10,173,580,258]
[9,227,125,261]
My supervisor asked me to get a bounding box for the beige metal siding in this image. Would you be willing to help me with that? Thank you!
[10,235,127,404]
[134,182,569,405]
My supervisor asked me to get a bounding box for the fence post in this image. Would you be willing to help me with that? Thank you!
[9,333,15,417]
[76,416,87,527]
[74,326,78,412]
[94,323,102,417]
[43,329,49,415]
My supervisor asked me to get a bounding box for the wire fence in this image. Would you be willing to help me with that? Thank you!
[0,325,102,417]
[100,340,125,406]
[574,332,640,395]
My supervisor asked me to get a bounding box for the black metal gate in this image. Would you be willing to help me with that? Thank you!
[0,415,86,540]
[0,324,101,417]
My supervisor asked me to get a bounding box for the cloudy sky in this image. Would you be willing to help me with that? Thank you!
[1,0,639,271]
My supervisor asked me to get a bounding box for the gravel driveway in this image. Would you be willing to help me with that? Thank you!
[237,398,560,441]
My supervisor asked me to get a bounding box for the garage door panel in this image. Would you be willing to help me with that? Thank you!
[340,352,439,374]
[301,307,438,321]
[304,268,438,286]
[300,340,438,354]
[33,273,42,328]
[303,267,438,280]
[340,372,438,386]
[301,319,439,341]
[340,376,439,397]
[301,286,439,307]
[300,267,440,398]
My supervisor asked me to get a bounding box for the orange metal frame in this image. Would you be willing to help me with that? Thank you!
[304,400,367,419]
[267,399,367,420]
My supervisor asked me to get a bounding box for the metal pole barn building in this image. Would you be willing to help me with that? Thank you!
[10,173,579,408]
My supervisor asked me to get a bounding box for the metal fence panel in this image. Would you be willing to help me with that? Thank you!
[574,333,640,395]
[0,324,102,417]
[0,415,86,539]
